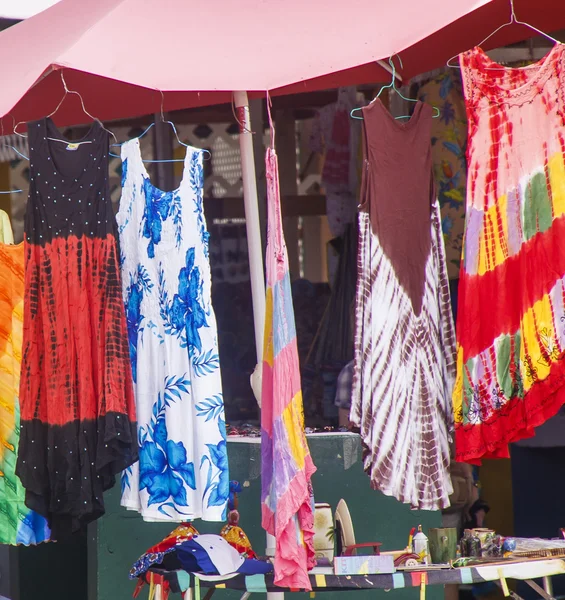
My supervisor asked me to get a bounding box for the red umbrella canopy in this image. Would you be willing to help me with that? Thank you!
[0,0,492,129]
[0,0,562,130]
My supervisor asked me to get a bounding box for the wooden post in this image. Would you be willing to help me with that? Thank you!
[0,163,10,215]
[250,98,267,254]
[298,116,329,284]
[274,109,300,279]
[301,216,329,283]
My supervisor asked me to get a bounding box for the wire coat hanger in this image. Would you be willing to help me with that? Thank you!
[0,119,28,161]
[350,55,440,120]
[447,0,561,68]
[0,120,26,194]
[110,90,210,162]
[13,70,117,144]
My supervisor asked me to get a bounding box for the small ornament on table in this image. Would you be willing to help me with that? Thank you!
[483,534,503,558]
[412,525,430,565]
[129,522,200,580]
[220,480,257,559]
[460,529,482,558]
[502,537,517,555]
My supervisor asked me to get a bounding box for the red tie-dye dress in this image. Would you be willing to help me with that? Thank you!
[16,118,138,538]
[454,44,565,462]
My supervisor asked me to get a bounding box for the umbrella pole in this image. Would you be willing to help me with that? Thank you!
[234,91,283,599]
[234,91,266,361]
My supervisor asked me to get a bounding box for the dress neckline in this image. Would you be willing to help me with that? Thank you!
[128,137,204,196]
[462,43,564,103]
[42,117,101,180]
[363,97,426,131]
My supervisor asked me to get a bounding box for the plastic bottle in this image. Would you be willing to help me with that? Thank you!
[412,524,429,564]
[460,530,472,557]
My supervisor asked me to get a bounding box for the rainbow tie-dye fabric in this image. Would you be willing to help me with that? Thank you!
[261,146,316,590]
[0,240,50,545]
[454,44,565,462]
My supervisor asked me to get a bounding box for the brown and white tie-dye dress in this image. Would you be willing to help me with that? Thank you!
[350,99,457,511]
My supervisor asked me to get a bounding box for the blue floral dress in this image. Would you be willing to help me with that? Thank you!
[116,139,228,522]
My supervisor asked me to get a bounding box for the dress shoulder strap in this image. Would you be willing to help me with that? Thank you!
[26,119,47,160]
[120,138,145,185]
[120,137,142,163]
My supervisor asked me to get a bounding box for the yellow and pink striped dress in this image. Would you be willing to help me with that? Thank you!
[455,44,565,462]
[261,147,316,590]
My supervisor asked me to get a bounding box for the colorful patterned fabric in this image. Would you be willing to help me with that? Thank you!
[261,146,316,590]
[454,44,565,462]
[220,521,256,559]
[220,481,256,558]
[417,70,468,280]
[17,119,138,539]
[130,523,199,578]
[118,139,229,522]
[0,240,50,545]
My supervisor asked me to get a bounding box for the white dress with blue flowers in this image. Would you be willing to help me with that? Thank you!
[116,138,229,522]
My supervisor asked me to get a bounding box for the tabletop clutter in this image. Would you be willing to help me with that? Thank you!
[129,481,275,600]
[130,493,565,596]
[313,500,565,576]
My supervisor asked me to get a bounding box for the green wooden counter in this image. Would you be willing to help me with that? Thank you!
[92,434,442,600]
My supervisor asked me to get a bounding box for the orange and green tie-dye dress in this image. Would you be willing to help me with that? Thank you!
[0,232,50,544]
[454,44,565,462]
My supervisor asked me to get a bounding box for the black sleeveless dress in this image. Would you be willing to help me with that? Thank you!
[16,118,138,538]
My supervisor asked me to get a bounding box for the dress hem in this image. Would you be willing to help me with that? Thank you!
[120,501,225,523]
[455,365,565,463]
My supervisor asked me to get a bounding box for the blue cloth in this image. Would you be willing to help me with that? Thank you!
[176,538,273,576]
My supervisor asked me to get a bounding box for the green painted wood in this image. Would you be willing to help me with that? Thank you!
[19,528,87,600]
[94,434,441,600]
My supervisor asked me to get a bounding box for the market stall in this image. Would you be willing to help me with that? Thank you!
[1,0,565,599]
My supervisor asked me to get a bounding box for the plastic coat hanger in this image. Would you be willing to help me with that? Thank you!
[0,187,24,196]
[447,0,561,68]
[350,55,440,120]
[13,70,117,145]
[110,90,210,162]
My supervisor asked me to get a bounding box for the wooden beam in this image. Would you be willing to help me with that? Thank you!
[107,89,340,129]
[203,195,326,220]
[282,194,326,217]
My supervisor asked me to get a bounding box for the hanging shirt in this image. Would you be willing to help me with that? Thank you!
[310,87,363,237]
